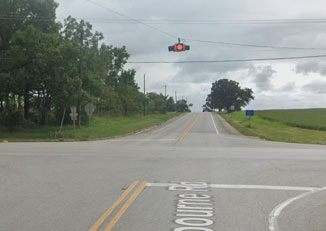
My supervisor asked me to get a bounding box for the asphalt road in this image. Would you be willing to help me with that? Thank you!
[1,112,326,231]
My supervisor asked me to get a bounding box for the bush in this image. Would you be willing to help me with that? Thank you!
[0,108,24,130]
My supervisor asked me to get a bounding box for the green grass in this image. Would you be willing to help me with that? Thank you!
[0,113,181,142]
[220,111,326,145]
[256,109,326,131]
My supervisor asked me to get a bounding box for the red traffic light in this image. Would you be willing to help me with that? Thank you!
[168,38,190,52]
[168,43,190,52]
[176,44,184,51]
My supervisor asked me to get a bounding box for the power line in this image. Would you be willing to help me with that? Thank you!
[185,39,326,51]
[2,14,326,24]
[3,54,326,63]
[1,10,326,51]
[84,0,178,39]
[79,1,326,51]
[75,1,326,51]
[127,54,326,64]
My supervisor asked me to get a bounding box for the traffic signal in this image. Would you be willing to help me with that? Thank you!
[168,43,190,52]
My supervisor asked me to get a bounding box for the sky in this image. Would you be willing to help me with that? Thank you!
[56,0,326,111]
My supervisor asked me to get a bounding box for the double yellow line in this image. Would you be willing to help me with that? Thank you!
[176,113,200,142]
[89,181,147,231]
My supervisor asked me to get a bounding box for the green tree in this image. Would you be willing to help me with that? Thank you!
[61,16,104,125]
[166,96,176,112]
[9,25,57,121]
[147,93,167,114]
[0,0,59,121]
[116,70,141,115]
[0,0,58,51]
[176,99,192,112]
[204,79,254,112]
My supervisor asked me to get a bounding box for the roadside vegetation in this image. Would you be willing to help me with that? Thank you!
[0,1,192,140]
[0,113,181,142]
[220,110,326,145]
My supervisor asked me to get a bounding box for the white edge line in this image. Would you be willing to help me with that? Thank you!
[146,183,318,191]
[268,187,326,231]
[210,113,219,135]
[210,184,318,191]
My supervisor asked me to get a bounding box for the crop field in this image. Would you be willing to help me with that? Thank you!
[256,109,326,131]
[220,110,326,144]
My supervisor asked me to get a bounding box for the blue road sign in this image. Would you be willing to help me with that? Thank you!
[245,110,254,117]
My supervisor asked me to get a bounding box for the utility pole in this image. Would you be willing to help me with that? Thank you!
[143,74,146,116]
[78,30,84,128]
[164,85,167,98]
[175,91,178,112]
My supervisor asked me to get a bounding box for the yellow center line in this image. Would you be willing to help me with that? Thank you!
[176,113,201,142]
[104,181,147,231]
[89,181,139,231]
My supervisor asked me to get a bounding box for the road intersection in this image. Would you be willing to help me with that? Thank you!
[1,112,326,231]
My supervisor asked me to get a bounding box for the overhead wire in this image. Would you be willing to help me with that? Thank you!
[2,14,326,24]
[84,0,178,39]
[2,1,326,55]
[184,39,326,51]
[2,54,326,63]
[1,11,326,51]
[82,0,326,51]
[127,54,326,64]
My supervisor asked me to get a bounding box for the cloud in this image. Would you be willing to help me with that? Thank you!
[302,80,326,94]
[247,92,325,110]
[296,60,326,76]
[250,65,276,92]
[276,82,296,92]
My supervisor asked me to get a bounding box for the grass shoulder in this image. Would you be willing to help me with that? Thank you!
[219,111,326,145]
[0,113,183,142]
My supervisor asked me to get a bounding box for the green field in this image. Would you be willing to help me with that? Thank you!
[0,113,181,142]
[256,109,326,131]
[220,110,326,145]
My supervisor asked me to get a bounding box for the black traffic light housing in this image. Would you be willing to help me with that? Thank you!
[168,38,190,52]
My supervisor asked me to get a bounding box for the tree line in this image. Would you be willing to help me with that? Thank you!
[0,0,192,129]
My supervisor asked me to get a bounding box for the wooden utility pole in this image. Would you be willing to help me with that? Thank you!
[143,74,146,116]
[78,30,84,127]
[175,91,178,112]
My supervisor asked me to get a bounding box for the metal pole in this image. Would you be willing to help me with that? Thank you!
[164,85,167,97]
[59,107,66,133]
